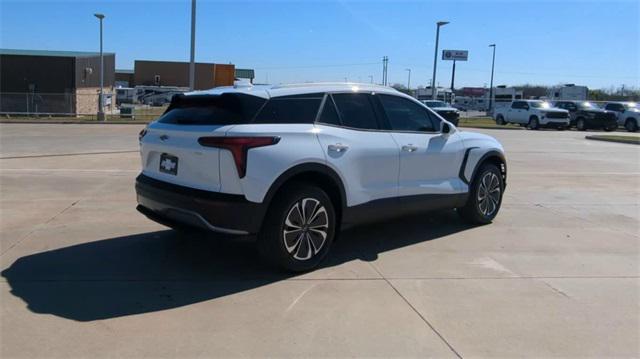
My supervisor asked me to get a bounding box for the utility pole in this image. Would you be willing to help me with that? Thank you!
[405,68,411,92]
[368,75,373,84]
[94,13,105,121]
[488,44,496,112]
[381,56,389,86]
[431,21,449,99]
[189,0,196,91]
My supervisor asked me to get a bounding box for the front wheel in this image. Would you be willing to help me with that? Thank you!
[527,117,539,130]
[496,115,506,125]
[258,184,336,272]
[458,164,504,224]
[625,118,638,132]
[576,118,586,131]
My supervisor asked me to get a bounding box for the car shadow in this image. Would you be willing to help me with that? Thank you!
[1,210,473,322]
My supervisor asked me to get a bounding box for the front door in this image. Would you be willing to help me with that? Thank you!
[375,94,466,197]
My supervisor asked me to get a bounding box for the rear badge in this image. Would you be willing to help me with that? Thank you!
[159,153,178,175]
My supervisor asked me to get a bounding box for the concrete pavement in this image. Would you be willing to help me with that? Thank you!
[1,124,638,357]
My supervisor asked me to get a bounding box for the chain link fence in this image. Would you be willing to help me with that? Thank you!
[0,91,172,122]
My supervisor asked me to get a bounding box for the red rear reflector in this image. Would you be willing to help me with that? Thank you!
[198,136,280,178]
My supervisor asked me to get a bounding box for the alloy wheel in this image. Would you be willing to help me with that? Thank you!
[477,172,501,217]
[283,198,329,260]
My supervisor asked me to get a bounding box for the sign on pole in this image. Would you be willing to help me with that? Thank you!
[442,50,468,61]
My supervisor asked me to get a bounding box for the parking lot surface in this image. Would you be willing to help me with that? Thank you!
[1,123,638,357]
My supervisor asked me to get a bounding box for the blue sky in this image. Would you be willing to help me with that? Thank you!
[1,0,638,89]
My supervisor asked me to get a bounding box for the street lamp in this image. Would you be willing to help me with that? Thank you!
[94,13,105,121]
[405,68,411,93]
[488,44,496,113]
[189,0,196,91]
[431,21,449,100]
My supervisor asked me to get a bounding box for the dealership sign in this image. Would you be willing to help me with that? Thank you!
[442,50,468,61]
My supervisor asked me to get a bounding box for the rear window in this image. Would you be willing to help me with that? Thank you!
[158,93,266,125]
[253,94,323,124]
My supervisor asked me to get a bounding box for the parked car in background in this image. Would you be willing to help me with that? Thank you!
[421,100,460,126]
[136,83,507,271]
[603,102,639,132]
[553,101,617,131]
[493,100,569,130]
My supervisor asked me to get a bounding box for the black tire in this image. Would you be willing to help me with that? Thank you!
[576,118,586,131]
[258,183,336,272]
[625,118,638,132]
[604,126,616,132]
[458,163,504,225]
[527,116,539,130]
[496,115,506,125]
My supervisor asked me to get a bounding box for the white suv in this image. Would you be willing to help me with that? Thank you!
[136,83,507,271]
[494,100,569,130]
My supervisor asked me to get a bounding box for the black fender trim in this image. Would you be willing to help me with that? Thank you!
[458,147,479,185]
[261,162,347,214]
[464,150,507,188]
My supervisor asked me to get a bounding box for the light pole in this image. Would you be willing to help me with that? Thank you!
[488,44,496,113]
[94,13,105,121]
[405,68,411,93]
[431,21,448,100]
[189,0,196,90]
[368,75,373,84]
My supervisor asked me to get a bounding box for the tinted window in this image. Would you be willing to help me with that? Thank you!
[332,93,379,130]
[379,95,436,132]
[512,101,525,109]
[605,103,623,111]
[253,95,322,124]
[317,96,341,126]
[158,93,266,125]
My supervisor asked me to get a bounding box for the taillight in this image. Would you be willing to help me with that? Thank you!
[198,136,280,178]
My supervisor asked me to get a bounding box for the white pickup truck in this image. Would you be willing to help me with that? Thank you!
[494,100,570,130]
[603,102,639,132]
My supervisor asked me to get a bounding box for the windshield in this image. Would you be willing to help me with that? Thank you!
[578,102,601,109]
[528,101,552,109]
[423,101,448,108]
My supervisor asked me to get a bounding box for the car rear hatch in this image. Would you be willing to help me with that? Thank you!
[139,93,266,192]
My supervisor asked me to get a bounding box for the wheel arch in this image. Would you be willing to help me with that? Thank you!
[261,163,347,230]
[461,149,507,189]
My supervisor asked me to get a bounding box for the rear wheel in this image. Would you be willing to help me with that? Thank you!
[625,118,638,132]
[576,118,586,131]
[258,184,336,272]
[527,116,539,130]
[458,163,504,224]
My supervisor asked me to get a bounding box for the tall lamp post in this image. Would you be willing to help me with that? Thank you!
[94,13,105,121]
[488,44,496,113]
[431,21,449,100]
[189,0,196,90]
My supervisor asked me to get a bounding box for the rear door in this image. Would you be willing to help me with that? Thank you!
[314,92,400,206]
[376,94,465,197]
[140,93,266,192]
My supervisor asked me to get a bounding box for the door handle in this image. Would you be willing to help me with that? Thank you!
[328,143,349,152]
[402,144,418,152]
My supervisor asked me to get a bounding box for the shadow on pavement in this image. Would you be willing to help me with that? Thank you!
[1,211,472,322]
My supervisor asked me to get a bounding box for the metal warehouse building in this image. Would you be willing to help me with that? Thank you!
[133,60,235,90]
[0,49,115,115]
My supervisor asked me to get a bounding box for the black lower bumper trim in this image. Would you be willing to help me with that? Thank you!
[135,174,266,234]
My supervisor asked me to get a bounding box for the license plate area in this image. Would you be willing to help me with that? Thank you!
[159,153,178,175]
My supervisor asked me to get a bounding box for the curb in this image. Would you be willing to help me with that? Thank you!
[459,125,523,131]
[585,135,639,145]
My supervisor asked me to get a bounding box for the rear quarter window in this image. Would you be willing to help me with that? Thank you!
[252,94,323,124]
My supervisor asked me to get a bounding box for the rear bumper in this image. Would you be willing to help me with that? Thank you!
[135,174,266,235]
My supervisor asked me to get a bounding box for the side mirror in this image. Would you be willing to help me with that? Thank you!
[441,122,451,134]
